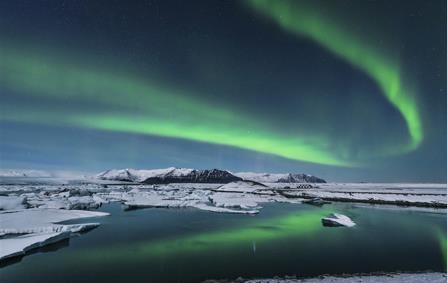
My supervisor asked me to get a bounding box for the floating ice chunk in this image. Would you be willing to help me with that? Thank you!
[322,213,356,227]
[193,203,258,214]
[0,232,71,260]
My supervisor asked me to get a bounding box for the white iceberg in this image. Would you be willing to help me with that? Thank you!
[321,213,356,227]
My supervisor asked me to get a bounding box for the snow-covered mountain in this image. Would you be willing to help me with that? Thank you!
[96,167,242,184]
[96,168,325,184]
[234,172,326,183]
[0,169,53,178]
[96,167,187,182]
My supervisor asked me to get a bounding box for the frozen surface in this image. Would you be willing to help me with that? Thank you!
[1,182,447,216]
[0,209,108,260]
[1,208,108,229]
[242,273,447,282]
[118,182,268,214]
[279,183,447,208]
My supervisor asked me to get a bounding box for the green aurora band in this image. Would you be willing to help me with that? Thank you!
[247,0,423,151]
[0,46,348,166]
[0,1,424,166]
[437,229,447,271]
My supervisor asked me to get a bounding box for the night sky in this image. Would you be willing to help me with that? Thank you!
[1,0,446,182]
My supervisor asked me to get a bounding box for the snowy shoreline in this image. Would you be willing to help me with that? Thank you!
[278,183,447,208]
[204,272,447,283]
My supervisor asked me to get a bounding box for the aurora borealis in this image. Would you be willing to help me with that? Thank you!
[247,0,423,152]
[0,46,349,166]
[1,0,446,181]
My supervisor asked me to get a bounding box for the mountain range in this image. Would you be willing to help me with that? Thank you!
[96,167,326,184]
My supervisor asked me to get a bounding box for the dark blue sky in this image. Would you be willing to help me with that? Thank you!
[0,0,446,181]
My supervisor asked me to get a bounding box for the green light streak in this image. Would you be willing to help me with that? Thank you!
[1,3,425,166]
[437,229,447,271]
[246,0,423,151]
[0,46,350,166]
[76,209,327,263]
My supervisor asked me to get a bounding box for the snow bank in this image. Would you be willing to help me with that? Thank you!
[242,272,447,282]
[0,209,108,260]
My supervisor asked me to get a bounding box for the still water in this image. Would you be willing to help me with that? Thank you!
[1,203,446,282]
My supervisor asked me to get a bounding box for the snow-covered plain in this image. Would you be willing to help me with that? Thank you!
[1,177,447,264]
[278,183,447,208]
[234,172,325,183]
[239,272,447,283]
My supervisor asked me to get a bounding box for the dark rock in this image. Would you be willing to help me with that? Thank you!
[142,169,242,184]
[302,197,331,206]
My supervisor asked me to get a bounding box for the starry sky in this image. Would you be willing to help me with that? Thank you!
[0,0,446,181]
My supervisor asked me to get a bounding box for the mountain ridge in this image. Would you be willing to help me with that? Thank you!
[96,168,326,184]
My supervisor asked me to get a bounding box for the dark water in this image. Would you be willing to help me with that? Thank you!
[1,203,447,282]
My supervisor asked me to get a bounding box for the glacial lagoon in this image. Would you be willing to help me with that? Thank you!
[1,203,446,282]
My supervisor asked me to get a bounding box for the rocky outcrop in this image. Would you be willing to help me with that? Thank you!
[142,169,242,184]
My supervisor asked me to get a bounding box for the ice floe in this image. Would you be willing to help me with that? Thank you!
[321,213,356,227]
[0,209,108,260]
